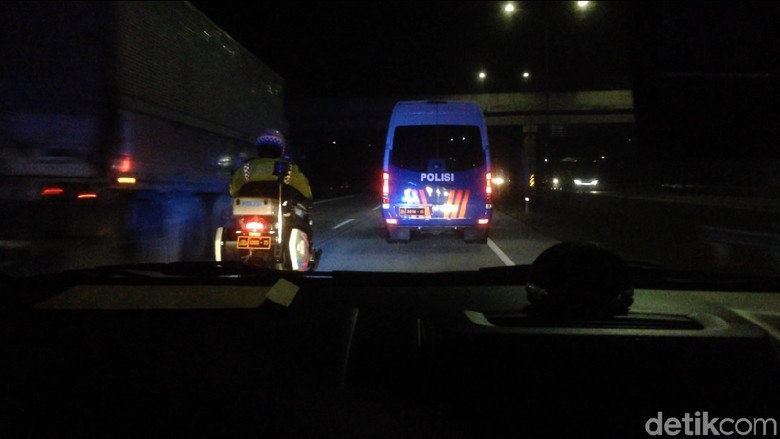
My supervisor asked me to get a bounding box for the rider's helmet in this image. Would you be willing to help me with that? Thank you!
[256,129,286,159]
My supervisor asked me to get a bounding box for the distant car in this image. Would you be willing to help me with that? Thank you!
[549,157,601,192]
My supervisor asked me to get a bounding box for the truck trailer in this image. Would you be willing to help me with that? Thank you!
[0,1,286,272]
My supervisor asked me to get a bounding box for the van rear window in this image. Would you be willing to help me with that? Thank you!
[391,125,484,172]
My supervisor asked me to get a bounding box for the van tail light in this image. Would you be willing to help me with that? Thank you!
[485,172,492,205]
[382,172,390,207]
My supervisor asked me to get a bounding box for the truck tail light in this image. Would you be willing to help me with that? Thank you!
[112,154,132,173]
[41,187,64,196]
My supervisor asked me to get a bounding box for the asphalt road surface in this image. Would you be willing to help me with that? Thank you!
[311,193,558,272]
[4,189,779,277]
[0,192,558,276]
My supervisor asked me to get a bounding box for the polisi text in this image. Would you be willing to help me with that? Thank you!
[421,173,455,182]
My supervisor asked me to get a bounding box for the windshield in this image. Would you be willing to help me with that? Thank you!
[0,1,778,280]
[3,4,780,438]
[390,125,484,172]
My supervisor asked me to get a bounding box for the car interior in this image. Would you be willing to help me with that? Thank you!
[2,242,779,438]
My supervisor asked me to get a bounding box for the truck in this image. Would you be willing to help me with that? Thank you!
[0,1,287,272]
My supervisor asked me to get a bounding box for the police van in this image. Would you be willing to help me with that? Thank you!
[382,100,492,243]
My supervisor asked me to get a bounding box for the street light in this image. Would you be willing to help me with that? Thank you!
[503,2,517,15]
[477,70,488,88]
[502,2,594,196]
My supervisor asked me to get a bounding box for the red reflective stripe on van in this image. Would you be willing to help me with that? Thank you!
[458,189,470,218]
[450,190,463,220]
[444,190,456,219]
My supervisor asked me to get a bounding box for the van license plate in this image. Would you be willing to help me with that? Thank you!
[399,207,426,217]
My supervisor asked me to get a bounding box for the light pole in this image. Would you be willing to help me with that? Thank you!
[502,2,550,192]
[502,1,593,193]
[544,23,550,166]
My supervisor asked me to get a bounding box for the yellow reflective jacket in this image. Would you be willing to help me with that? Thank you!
[229,158,313,200]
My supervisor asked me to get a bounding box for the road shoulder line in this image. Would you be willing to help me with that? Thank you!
[487,238,515,266]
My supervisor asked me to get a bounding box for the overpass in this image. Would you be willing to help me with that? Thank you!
[288,90,635,192]
[289,89,634,129]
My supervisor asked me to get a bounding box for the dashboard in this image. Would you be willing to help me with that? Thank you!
[1,268,779,438]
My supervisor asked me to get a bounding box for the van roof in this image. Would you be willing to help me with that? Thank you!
[389,101,485,127]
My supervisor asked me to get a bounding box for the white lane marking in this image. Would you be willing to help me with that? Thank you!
[487,238,515,266]
[332,219,355,230]
[372,205,381,211]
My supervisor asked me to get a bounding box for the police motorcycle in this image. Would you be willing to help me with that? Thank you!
[214,160,319,271]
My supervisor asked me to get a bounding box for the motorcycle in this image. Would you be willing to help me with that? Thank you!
[214,161,320,271]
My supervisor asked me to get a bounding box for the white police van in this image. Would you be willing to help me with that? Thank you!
[382,101,492,243]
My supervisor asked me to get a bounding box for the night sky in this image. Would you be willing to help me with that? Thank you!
[191,1,779,163]
[190,1,634,97]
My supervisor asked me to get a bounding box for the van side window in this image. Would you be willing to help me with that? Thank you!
[391,125,484,172]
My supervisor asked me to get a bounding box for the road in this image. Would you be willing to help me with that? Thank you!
[0,192,558,276]
[3,189,779,277]
[590,189,780,214]
[523,189,780,276]
[311,193,558,272]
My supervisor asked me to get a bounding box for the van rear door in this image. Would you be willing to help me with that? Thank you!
[388,124,487,223]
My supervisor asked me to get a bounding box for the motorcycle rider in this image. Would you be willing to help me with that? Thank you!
[229,129,315,265]
[230,128,312,202]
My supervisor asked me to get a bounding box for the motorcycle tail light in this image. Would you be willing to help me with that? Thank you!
[241,216,266,232]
